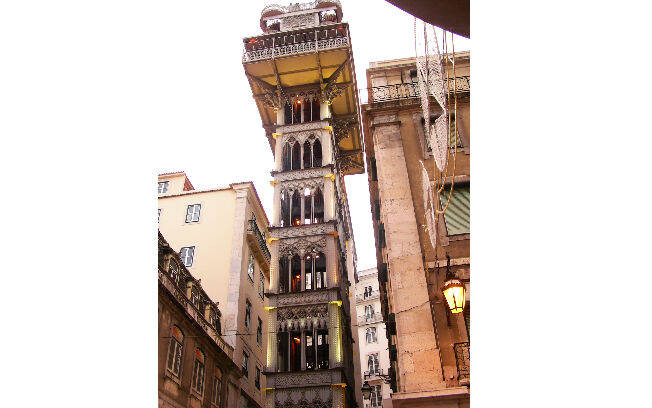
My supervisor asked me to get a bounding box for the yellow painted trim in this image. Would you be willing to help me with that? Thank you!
[269,180,279,186]
[332,383,346,388]
[323,125,333,132]
[272,132,282,139]
[267,237,278,244]
[329,300,342,307]
[264,306,276,311]
[323,173,335,182]
[262,387,275,391]
[329,231,339,238]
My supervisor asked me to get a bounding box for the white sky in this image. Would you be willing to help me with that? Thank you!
[156,0,470,272]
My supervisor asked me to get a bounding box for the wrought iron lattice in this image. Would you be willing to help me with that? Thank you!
[454,342,470,380]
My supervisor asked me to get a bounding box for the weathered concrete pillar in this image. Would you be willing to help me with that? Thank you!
[371,112,445,392]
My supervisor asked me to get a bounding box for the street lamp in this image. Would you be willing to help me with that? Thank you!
[361,381,372,400]
[442,253,466,314]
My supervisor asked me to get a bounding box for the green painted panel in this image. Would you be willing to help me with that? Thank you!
[439,185,470,235]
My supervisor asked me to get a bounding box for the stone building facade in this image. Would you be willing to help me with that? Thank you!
[353,268,392,408]
[361,54,470,408]
[159,232,241,408]
[158,173,272,408]
[242,2,364,408]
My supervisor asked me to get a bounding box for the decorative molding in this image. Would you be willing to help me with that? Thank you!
[267,370,342,389]
[270,288,339,308]
[277,121,329,135]
[272,166,333,182]
[273,385,332,408]
[277,178,325,193]
[278,235,327,257]
[270,222,335,239]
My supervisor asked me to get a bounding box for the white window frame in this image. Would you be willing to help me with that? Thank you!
[180,246,195,267]
[366,326,377,343]
[158,181,169,194]
[166,327,184,378]
[186,204,201,223]
[244,300,251,331]
[247,253,255,282]
[191,352,205,396]
[242,351,249,378]
[367,353,380,374]
[370,384,382,407]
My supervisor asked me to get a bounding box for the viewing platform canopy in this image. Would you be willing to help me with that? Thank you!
[242,0,363,175]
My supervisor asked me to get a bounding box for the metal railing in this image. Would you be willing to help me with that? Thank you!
[358,314,383,324]
[248,219,271,261]
[243,29,349,62]
[454,342,470,381]
[368,76,470,103]
[356,290,380,301]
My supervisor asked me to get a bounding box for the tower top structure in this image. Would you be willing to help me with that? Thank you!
[242,0,364,175]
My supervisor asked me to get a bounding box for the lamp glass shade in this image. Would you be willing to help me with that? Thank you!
[443,278,466,314]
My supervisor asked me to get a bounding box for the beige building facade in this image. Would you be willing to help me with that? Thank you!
[354,268,392,408]
[158,172,272,408]
[361,54,470,408]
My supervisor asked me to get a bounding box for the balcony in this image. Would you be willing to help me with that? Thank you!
[358,314,383,324]
[246,218,271,272]
[368,76,470,104]
[454,342,470,383]
[243,25,349,63]
[356,290,380,302]
[363,368,386,380]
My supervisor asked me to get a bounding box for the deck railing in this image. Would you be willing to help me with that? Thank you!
[368,76,470,103]
[454,342,470,381]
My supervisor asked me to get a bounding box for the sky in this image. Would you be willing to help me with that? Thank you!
[156,0,470,272]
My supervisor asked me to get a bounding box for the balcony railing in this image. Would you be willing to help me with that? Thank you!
[358,314,383,324]
[369,76,470,103]
[356,290,380,302]
[247,218,271,261]
[454,342,470,381]
[243,27,349,62]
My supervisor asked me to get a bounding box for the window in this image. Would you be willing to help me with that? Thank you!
[247,253,255,282]
[367,353,380,375]
[280,188,324,227]
[366,327,377,343]
[316,330,329,369]
[257,318,263,346]
[190,285,201,310]
[212,368,222,406]
[255,366,261,390]
[290,332,301,371]
[158,209,161,223]
[242,351,249,378]
[186,204,201,223]
[166,325,184,378]
[302,136,322,169]
[210,308,221,335]
[363,286,373,299]
[291,255,301,293]
[370,384,382,407]
[365,305,375,321]
[180,246,195,267]
[258,273,265,300]
[279,257,289,294]
[283,99,320,125]
[439,185,470,235]
[158,181,169,194]
[244,300,251,331]
[191,349,205,396]
[314,252,326,289]
[305,332,315,370]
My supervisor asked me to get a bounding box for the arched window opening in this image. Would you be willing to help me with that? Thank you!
[291,255,301,293]
[315,252,326,289]
[212,368,223,406]
[291,140,301,171]
[311,99,320,121]
[291,191,301,225]
[303,139,312,169]
[312,139,322,167]
[277,331,289,372]
[292,100,302,123]
[282,142,291,171]
[166,325,184,378]
[280,190,290,227]
[313,189,324,224]
[284,103,292,126]
[191,348,206,395]
[303,188,312,225]
[279,257,289,293]
[304,253,313,291]
[290,332,302,371]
